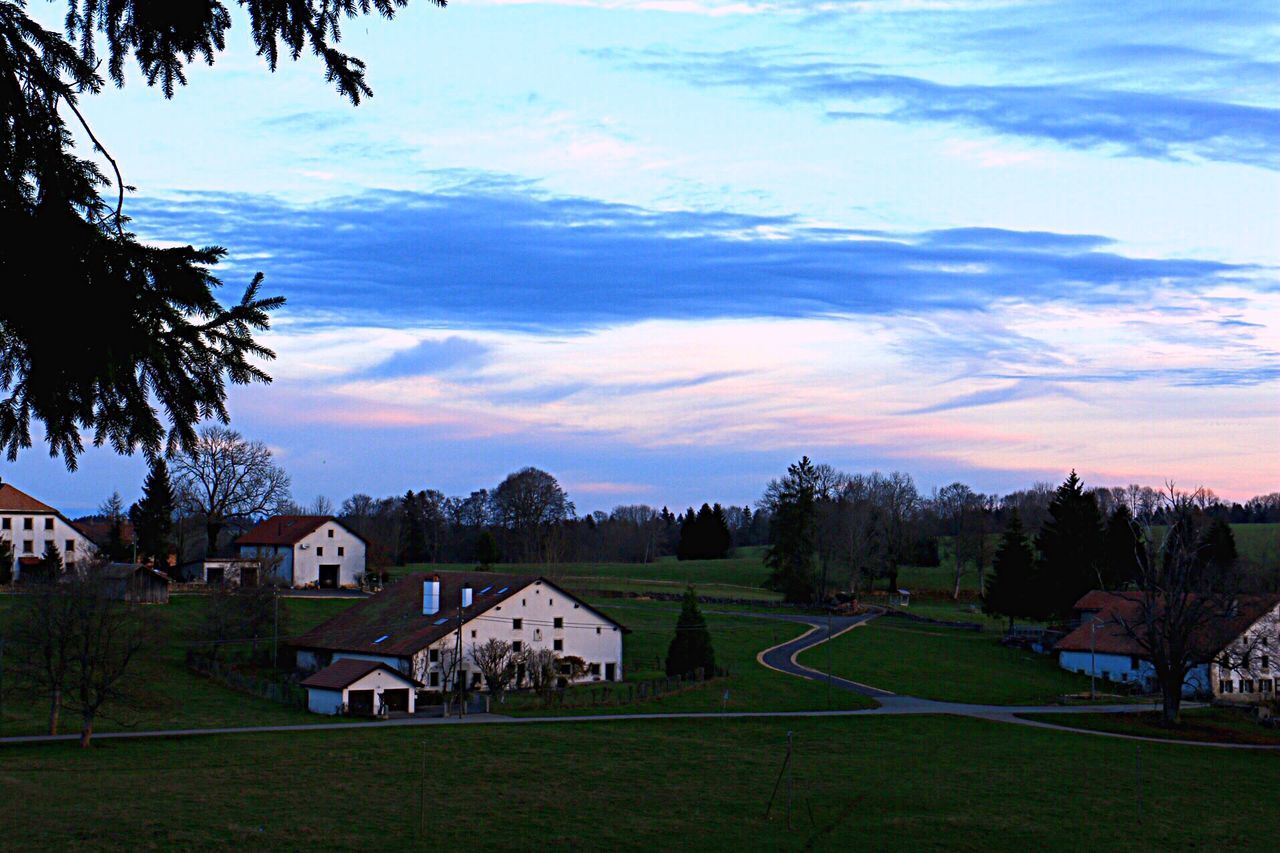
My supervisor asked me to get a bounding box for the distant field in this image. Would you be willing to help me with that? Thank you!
[4,714,1279,850]
[798,618,1096,705]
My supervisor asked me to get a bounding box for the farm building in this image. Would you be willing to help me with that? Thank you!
[0,482,97,581]
[235,516,367,589]
[98,563,171,603]
[179,556,266,586]
[300,658,422,716]
[1055,590,1280,700]
[290,572,627,703]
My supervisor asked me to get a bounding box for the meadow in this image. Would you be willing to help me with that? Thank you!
[2,714,1277,850]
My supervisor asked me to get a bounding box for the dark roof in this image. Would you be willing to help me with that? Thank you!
[237,516,332,546]
[291,571,628,657]
[0,483,57,513]
[98,563,171,583]
[1056,591,1280,659]
[72,518,136,546]
[300,658,421,690]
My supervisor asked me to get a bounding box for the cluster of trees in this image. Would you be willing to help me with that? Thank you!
[675,504,733,561]
[761,458,940,603]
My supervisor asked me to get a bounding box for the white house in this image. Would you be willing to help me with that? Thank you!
[0,482,97,581]
[235,515,367,589]
[1055,590,1280,699]
[291,572,627,705]
[300,658,422,716]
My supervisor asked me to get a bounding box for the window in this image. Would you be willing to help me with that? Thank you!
[553,639,563,651]
[549,598,553,606]
[1263,656,1271,670]
[471,630,477,639]
[1221,680,1233,694]
[596,627,601,635]
[43,539,53,553]
[43,518,53,530]
[316,547,323,557]
[23,518,32,530]
[522,598,526,606]
[429,649,440,663]
[1242,679,1255,693]
[512,641,523,653]
[65,540,75,552]
[589,663,601,675]
[512,619,523,630]
[0,518,8,529]
[429,672,439,687]
[22,539,32,553]
[471,672,482,688]
[1130,656,1140,670]
[337,547,344,557]
[1262,679,1274,694]
[554,617,564,629]
[327,529,334,538]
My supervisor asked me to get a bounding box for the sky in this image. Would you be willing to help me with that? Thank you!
[8,0,1279,516]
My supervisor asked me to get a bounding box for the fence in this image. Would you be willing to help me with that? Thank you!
[186,650,308,708]
[522,664,732,710]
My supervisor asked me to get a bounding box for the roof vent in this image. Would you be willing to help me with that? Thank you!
[462,583,473,609]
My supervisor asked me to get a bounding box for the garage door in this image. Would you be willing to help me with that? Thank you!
[319,565,339,588]
[381,689,410,713]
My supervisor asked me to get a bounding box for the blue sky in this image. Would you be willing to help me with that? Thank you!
[9,0,1279,515]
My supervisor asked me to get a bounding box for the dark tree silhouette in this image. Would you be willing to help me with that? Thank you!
[1034,470,1105,619]
[665,586,715,678]
[763,457,819,604]
[983,511,1041,629]
[1,1,445,466]
[129,459,175,566]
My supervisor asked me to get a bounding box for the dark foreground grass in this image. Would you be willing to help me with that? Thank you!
[798,619,1096,705]
[2,715,1277,850]
[504,600,875,715]
[1023,706,1280,746]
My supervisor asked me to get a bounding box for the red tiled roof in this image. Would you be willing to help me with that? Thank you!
[236,516,331,546]
[1056,591,1280,659]
[300,658,421,690]
[291,571,628,658]
[72,518,136,546]
[0,483,57,513]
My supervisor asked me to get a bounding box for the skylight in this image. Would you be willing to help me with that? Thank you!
[497,586,509,594]
[433,617,450,625]
[373,635,389,644]
[479,585,492,594]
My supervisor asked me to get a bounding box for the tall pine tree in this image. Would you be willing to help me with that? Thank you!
[1100,504,1145,589]
[130,459,175,567]
[764,457,819,603]
[1034,471,1105,619]
[665,586,716,678]
[983,511,1041,629]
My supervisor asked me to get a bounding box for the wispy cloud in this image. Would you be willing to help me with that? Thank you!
[595,48,1280,168]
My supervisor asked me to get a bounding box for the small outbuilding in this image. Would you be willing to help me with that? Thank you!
[301,658,422,716]
[889,589,910,608]
[100,563,171,603]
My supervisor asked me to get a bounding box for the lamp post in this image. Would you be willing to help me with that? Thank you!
[1090,616,1101,701]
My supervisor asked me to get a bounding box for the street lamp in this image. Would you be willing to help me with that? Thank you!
[1089,614,1105,701]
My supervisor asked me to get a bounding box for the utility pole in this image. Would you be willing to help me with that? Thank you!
[1090,617,1098,701]
[273,588,280,668]
[454,599,464,718]
[826,607,832,709]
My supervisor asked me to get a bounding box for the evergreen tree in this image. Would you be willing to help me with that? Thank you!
[763,457,819,603]
[983,511,1040,629]
[1198,517,1238,591]
[474,530,500,568]
[39,542,64,579]
[399,491,427,565]
[1034,471,1105,619]
[1100,504,1145,588]
[665,586,716,678]
[677,503,733,560]
[129,459,175,567]
[0,537,13,584]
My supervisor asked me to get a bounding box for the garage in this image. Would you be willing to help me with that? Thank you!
[301,659,422,716]
[319,564,340,589]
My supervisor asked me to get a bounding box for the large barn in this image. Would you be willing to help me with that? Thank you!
[291,572,627,705]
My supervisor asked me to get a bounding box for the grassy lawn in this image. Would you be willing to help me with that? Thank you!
[503,599,876,715]
[0,595,358,738]
[797,618,1096,705]
[2,714,1278,850]
[1022,706,1280,746]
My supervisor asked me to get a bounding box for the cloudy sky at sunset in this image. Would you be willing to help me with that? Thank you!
[11,0,1279,514]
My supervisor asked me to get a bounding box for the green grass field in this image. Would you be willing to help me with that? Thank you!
[2,714,1277,850]
[1023,707,1280,746]
[797,618,1096,705]
[503,599,874,715]
[0,595,357,738]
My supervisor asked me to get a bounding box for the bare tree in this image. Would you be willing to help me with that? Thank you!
[172,426,292,555]
[9,564,160,746]
[492,468,575,563]
[471,638,517,703]
[1111,484,1261,725]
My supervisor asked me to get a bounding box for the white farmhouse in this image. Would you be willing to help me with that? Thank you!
[235,515,367,589]
[292,572,627,709]
[0,483,97,581]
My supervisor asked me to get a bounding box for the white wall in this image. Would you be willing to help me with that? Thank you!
[1211,604,1280,703]
[0,511,95,580]
[413,579,625,690]
[305,667,419,715]
[241,521,365,588]
[307,687,344,715]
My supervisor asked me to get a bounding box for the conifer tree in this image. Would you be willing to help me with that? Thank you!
[130,459,174,567]
[763,457,819,603]
[665,586,715,678]
[1100,504,1145,588]
[983,511,1040,629]
[39,542,64,579]
[1034,471,1105,619]
[0,537,13,584]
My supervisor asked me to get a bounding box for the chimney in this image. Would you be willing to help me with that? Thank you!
[423,574,441,616]
[462,583,473,609]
